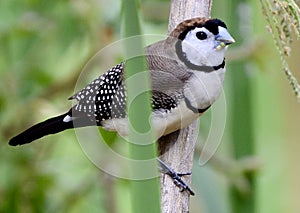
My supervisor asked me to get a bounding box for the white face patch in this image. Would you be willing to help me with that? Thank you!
[181,27,227,67]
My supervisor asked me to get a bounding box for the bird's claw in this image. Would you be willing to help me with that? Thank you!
[169,171,195,196]
[157,158,195,196]
[177,172,192,177]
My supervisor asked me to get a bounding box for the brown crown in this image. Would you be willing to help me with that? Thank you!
[169,17,210,38]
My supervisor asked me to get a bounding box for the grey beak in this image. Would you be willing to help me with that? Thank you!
[216,26,235,45]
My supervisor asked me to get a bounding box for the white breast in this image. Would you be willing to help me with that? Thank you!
[183,68,225,110]
[101,100,201,139]
[151,101,201,137]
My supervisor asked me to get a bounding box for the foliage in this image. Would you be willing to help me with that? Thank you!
[1,0,300,213]
[260,0,300,99]
[0,0,120,212]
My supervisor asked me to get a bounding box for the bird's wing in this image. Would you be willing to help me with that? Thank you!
[68,58,183,124]
[68,62,125,123]
[69,62,124,102]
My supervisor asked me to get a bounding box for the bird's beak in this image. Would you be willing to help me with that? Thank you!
[215,27,235,50]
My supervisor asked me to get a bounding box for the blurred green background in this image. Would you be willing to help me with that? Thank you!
[1,0,300,212]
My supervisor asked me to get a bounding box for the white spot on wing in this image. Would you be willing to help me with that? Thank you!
[63,115,73,122]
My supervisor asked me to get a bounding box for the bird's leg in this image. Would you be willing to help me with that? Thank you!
[157,158,195,196]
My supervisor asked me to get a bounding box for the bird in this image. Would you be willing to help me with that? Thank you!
[9,17,234,146]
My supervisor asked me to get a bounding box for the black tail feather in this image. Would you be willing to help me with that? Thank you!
[9,113,74,146]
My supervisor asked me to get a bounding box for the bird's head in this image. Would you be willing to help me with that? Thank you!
[169,18,235,69]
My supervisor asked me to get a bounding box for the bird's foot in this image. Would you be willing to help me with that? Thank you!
[157,158,195,196]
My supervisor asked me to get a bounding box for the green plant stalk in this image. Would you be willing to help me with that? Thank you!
[229,62,255,213]
[226,0,256,212]
[122,0,160,213]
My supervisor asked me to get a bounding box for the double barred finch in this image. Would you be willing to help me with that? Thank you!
[9,17,234,146]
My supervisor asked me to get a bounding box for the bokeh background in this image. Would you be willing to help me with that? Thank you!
[1,0,300,212]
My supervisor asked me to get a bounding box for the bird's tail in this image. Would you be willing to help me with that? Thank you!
[9,113,75,146]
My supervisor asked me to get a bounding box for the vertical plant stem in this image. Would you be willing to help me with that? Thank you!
[227,0,256,212]
[122,0,160,213]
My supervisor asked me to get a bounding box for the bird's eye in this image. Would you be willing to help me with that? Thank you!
[196,31,207,40]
